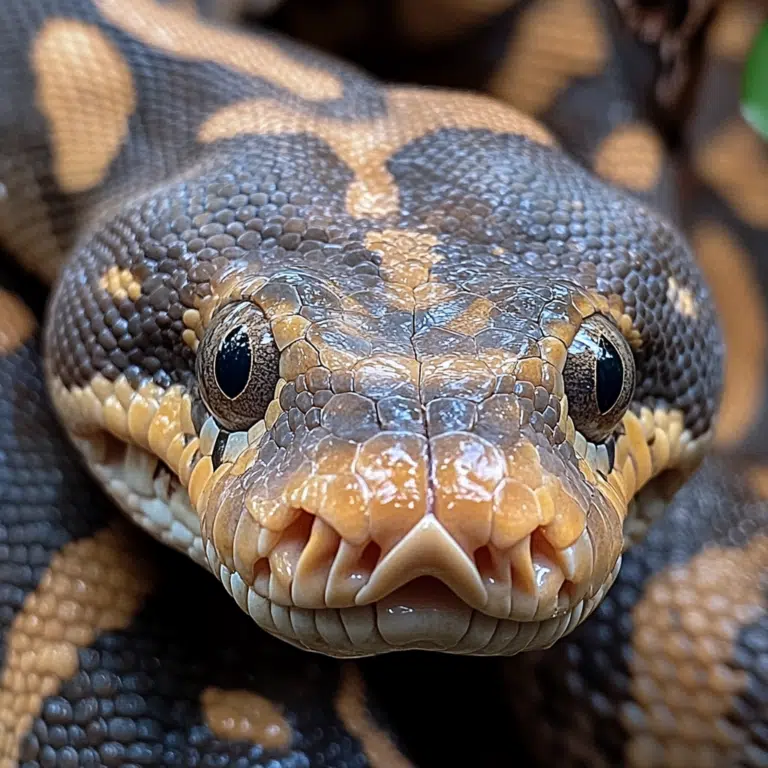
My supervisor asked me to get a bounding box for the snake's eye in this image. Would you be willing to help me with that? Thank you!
[563,313,635,444]
[196,301,281,433]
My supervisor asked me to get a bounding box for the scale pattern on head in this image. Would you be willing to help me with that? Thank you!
[40,4,722,656]
[46,120,722,655]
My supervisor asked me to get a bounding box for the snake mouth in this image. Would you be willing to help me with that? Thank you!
[60,382,708,658]
[75,430,620,656]
[183,412,636,659]
[216,563,621,657]
[208,512,621,657]
[75,434,208,567]
[194,441,628,656]
[205,507,601,623]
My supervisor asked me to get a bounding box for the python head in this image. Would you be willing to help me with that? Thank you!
[45,129,722,657]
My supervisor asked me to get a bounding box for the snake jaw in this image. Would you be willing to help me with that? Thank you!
[46,349,645,656]
[208,548,623,657]
[186,399,632,658]
[222,507,602,624]
[180,321,624,643]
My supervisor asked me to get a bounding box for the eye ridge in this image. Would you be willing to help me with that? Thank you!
[215,325,252,400]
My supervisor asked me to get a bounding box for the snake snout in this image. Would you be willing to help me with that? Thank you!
[196,413,625,656]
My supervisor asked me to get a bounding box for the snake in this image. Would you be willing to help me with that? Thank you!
[0,0,766,765]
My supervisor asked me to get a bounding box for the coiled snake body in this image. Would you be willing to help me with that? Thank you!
[0,0,765,765]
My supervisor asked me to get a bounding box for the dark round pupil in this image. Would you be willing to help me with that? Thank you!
[595,336,624,414]
[215,325,252,400]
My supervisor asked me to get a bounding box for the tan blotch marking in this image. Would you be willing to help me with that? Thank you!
[488,0,607,116]
[201,688,292,750]
[100,266,143,302]
[0,290,35,354]
[443,297,497,336]
[747,464,768,500]
[0,527,152,766]
[695,118,768,228]
[198,88,554,218]
[364,230,440,290]
[692,222,766,448]
[32,19,136,194]
[624,536,768,768]
[665,277,698,319]
[593,123,665,193]
[93,0,341,101]
[397,0,518,44]
[707,0,762,60]
[334,665,416,768]
[0,174,63,285]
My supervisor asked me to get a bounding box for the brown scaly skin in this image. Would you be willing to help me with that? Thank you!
[267,0,768,455]
[0,0,765,765]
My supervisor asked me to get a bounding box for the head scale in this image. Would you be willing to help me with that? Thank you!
[46,131,722,657]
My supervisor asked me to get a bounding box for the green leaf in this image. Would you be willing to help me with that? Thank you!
[742,22,768,140]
